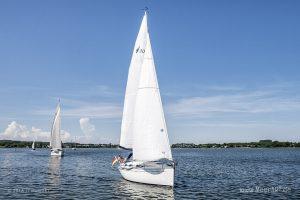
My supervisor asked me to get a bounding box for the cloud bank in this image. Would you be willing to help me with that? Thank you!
[0,121,71,142]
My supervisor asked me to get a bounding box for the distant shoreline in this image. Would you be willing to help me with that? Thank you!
[0,140,299,148]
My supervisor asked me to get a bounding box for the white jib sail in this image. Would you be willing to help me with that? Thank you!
[50,103,62,150]
[120,13,148,149]
[132,31,172,162]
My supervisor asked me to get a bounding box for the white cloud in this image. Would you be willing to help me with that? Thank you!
[165,83,300,143]
[3,82,299,144]
[167,89,300,118]
[79,117,96,143]
[60,130,71,141]
[0,121,71,142]
[31,126,50,141]
[2,121,30,140]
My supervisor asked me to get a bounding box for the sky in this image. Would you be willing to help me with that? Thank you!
[0,0,299,144]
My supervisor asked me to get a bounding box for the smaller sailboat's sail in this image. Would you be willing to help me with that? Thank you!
[32,141,35,149]
[120,13,148,149]
[50,104,62,150]
[132,32,172,162]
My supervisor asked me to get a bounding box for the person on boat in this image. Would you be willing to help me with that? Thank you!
[118,155,125,163]
[112,155,126,167]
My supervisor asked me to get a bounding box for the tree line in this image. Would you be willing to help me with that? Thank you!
[0,139,299,148]
[0,140,118,148]
[171,140,300,148]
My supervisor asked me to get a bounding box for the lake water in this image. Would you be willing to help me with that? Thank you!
[0,148,299,199]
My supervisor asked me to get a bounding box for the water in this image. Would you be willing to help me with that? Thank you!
[0,148,299,199]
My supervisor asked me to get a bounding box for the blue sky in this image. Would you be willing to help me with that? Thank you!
[0,0,299,143]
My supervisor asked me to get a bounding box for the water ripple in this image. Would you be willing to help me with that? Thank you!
[0,148,299,199]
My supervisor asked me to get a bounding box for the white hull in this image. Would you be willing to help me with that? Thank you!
[119,162,174,186]
[51,149,64,156]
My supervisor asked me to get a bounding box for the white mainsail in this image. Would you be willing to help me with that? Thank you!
[50,103,62,150]
[132,32,172,161]
[120,13,148,149]
[32,141,35,149]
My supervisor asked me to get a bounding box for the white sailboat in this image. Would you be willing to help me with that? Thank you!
[72,136,77,150]
[31,140,35,150]
[117,11,174,186]
[50,101,64,156]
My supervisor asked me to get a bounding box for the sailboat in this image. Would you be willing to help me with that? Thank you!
[31,140,35,150]
[50,101,64,156]
[116,11,174,186]
[72,136,77,150]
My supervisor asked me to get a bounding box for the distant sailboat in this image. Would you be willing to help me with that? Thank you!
[72,136,77,150]
[50,101,64,156]
[115,11,174,186]
[32,141,35,150]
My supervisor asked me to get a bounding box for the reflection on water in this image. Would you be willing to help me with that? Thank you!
[47,156,61,187]
[116,179,174,199]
